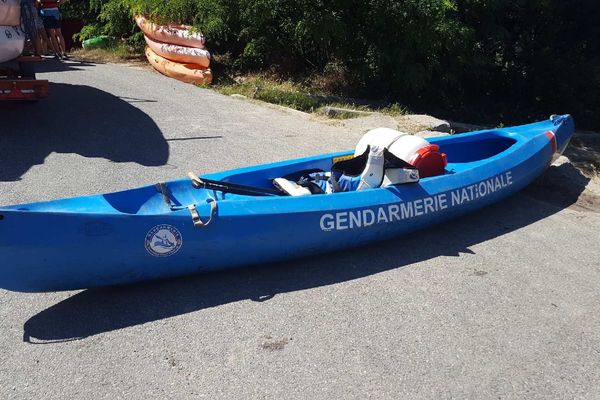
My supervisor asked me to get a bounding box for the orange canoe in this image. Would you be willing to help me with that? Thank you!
[145,46,213,85]
[144,35,210,68]
[135,15,206,49]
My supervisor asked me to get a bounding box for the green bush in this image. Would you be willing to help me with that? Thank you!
[456,0,600,128]
[64,0,600,129]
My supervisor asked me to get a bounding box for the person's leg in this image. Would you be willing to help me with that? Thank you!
[38,28,49,54]
[55,27,67,56]
[34,10,49,55]
[33,32,43,55]
[42,16,59,56]
[47,28,61,57]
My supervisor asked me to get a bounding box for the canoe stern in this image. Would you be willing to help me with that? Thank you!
[551,114,574,157]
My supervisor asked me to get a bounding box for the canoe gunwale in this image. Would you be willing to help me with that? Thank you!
[0,123,547,218]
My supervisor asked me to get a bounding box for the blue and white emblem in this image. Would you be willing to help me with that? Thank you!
[145,224,183,257]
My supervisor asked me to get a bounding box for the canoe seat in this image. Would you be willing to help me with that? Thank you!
[274,146,419,196]
[273,178,312,196]
[273,128,447,196]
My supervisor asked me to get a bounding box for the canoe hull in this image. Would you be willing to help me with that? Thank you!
[144,35,210,67]
[0,116,575,292]
[145,46,212,85]
[0,172,531,292]
[135,15,206,49]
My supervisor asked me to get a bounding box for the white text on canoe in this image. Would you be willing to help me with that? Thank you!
[320,171,513,231]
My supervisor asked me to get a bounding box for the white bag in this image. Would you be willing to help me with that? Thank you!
[0,26,25,63]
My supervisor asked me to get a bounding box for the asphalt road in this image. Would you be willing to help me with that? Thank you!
[0,60,599,399]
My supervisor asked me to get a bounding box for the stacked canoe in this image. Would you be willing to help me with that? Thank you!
[136,15,213,85]
[0,0,25,63]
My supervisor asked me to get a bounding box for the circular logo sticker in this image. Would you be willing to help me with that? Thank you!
[145,224,183,257]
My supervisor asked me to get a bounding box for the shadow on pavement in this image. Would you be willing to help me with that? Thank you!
[527,162,599,213]
[22,163,590,342]
[35,58,97,73]
[0,82,168,181]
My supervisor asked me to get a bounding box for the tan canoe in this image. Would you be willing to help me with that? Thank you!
[145,46,213,85]
[144,35,210,67]
[135,15,205,49]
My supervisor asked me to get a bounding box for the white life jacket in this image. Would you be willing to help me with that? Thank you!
[355,128,447,178]
[356,145,386,190]
[273,128,446,196]
[329,144,419,192]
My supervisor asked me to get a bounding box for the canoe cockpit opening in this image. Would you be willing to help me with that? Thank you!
[438,133,517,163]
[273,128,448,196]
[182,129,517,200]
[102,180,217,215]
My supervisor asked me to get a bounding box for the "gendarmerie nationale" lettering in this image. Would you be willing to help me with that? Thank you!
[320,171,512,231]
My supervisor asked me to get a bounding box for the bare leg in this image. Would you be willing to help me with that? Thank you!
[33,33,43,55]
[55,28,67,55]
[38,28,49,55]
[47,28,60,57]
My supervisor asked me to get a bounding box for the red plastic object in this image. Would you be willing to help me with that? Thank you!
[409,144,448,178]
[544,131,557,154]
[0,79,49,100]
[1,56,48,100]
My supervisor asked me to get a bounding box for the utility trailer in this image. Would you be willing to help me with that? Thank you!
[0,0,49,101]
[0,55,49,101]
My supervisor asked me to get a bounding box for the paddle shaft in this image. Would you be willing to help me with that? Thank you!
[189,174,285,197]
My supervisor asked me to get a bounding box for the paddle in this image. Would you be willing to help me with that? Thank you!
[187,173,286,197]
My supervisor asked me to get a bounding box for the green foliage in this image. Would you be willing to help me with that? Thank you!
[256,87,319,111]
[72,24,102,42]
[455,0,600,127]
[63,0,600,129]
[216,76,319,111]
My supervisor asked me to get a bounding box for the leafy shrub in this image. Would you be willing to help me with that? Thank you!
[64,0,600,129]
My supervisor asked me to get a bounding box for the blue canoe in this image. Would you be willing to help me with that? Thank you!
[0,115,574,292]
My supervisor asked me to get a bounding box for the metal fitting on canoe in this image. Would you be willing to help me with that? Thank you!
[156,182,184,210]
[187,200,217,228]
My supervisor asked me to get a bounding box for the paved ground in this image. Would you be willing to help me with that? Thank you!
[0,60,599,399]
